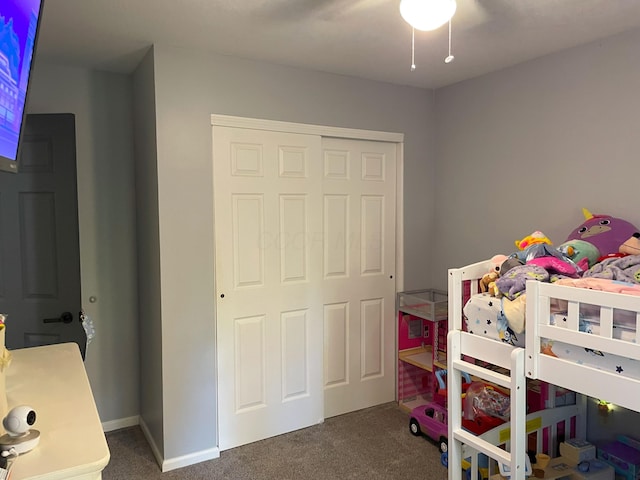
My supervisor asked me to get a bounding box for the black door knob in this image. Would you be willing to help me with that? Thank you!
[43,311,73,324]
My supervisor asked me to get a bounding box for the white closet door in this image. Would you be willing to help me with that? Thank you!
[322,138,397,418]
[214,126,324,450]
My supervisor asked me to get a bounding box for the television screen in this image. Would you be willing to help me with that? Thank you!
[0,0,44,173]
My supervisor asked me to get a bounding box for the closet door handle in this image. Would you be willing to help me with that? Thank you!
[43,311,74,324]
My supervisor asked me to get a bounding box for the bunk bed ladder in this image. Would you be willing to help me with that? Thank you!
[448,330,528,480]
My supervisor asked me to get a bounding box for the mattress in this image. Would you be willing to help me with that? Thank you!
[463,292,640,380]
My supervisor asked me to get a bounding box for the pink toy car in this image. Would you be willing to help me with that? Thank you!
[409,402,448,453]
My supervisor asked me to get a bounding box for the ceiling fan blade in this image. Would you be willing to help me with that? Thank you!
[256,0,387,22]
[453,0,529,34]
[458,0,492,28]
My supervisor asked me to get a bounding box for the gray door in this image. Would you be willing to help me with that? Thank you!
[0,113,85,358]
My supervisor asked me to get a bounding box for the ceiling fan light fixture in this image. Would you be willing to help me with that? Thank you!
[399,0,457,31]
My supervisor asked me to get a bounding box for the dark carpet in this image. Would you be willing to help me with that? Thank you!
[103,402,447,479]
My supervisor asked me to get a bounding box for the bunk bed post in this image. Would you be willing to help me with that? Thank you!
[525,280,540,379]
[448,330,463,480]
[449,268,463,331]
[510,347,527,480]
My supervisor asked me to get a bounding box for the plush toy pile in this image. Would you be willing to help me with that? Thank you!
[480,208,640,338]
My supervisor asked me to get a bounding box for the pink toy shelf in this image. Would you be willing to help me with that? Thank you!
[397,289,448,412]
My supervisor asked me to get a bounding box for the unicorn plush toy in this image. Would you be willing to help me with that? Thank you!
[565,208,639,258]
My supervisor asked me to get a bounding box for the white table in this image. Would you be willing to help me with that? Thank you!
[5,343,110,479]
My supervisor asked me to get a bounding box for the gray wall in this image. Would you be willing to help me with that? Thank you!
[433,27,640,441]
[432,27,640,289]
[26,62,140,424]
[150,44,436,461]
[132,48,164,457]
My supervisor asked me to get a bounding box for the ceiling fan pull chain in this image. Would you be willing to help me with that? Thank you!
[411,27,416,71]
[445,18,455,63]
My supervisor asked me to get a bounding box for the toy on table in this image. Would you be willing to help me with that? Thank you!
[560,439,596,464]
[561,441,614,480]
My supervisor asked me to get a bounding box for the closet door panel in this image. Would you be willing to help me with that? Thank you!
[322,138,397,418]
[214,126,323,450]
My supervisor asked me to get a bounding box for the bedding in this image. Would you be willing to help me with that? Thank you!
[582,255,640,283]
[464,293,526,347]
[554,277,640,296]
[475,254,640,335]
[463,289,640,381]
[539,335,640,381]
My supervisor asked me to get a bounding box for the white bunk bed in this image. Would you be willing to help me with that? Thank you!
[447,259,640,480]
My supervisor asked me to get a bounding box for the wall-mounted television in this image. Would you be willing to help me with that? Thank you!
[0,0,44,174]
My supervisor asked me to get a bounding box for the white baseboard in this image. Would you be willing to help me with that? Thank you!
[138,417,219,472]
[161,446,220,472]
[138,417,164,469]
[102,415,140,432]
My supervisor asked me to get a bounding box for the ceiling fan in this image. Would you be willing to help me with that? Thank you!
[398,0,459,69]
[398,0,512,70]
[256,0,502,70]
[256,0,390,22]
[258,0,504,23]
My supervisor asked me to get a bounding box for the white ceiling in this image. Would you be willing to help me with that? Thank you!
[36,0,640,89]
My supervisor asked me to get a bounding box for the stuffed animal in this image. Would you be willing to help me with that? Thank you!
[528,256,580,277]
[512,231,561,264]
[500,257,524,276]
[480,255,508,296]
[480,254,509,297]
[557,239,601,270]
[515,231,552,251]
[490,254,508,273]
[479,272,498,294]
[565,208,639,258]
[620,233,640,256]
[513,243,561,263]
